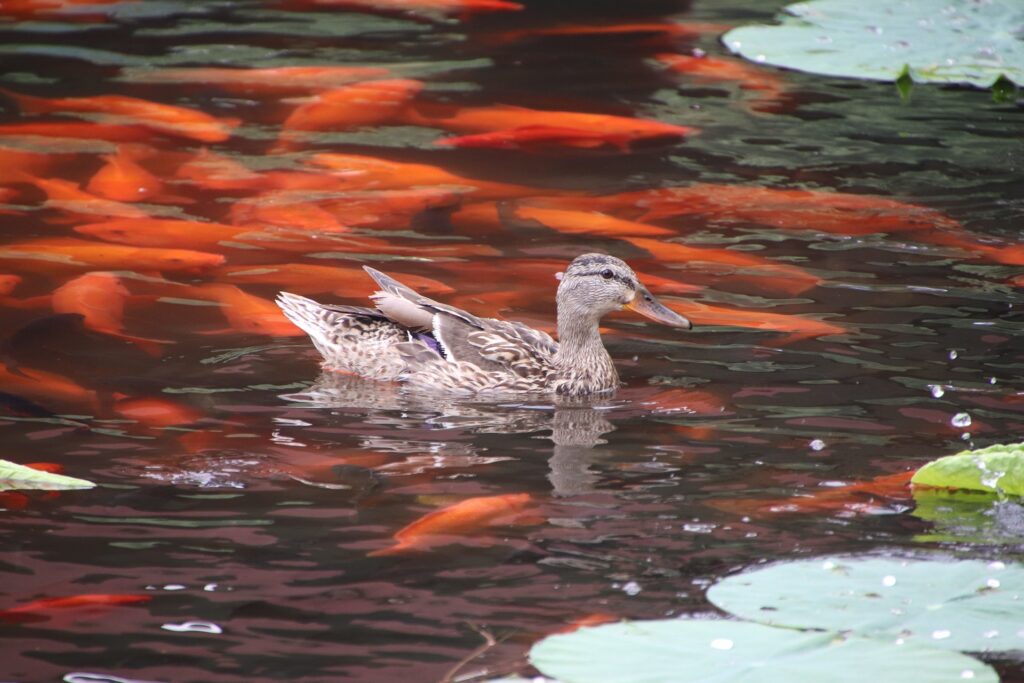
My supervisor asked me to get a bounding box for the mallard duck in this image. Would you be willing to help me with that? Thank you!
[276,253,691,396]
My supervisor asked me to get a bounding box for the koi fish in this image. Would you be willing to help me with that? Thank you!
[214,262,454,296]
[51,272,170,356]
[401,102,696,150]
[280,79,424,133]
[554,613,619,634]
[181,283,304,336]
[623,236,822,293]
[664,298,845,342]
[495,21,730,43]
[112,396,203,428]
[21,175,149,220]
[0,365,98,411]
[73,217,308,251]
[918,230,1024,267]
[0,87,240,143]
[174,148,269,192]
[510,203,676,237]
[120,65,392,96]
[0,238,225,273]
[308,152,542,199]
[435,125,644,152]
[228,191,349,232]
[711,471,915,517]
[85,144,189,204]
[368,492,533,556]
[0,274,21,296]
[0,121,153,143]
[0,146,54,183]
[317,187,463,229]
[0,594,151,624]
[654,52,787,112]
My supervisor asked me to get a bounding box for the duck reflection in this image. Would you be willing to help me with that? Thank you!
[282,371,618,496]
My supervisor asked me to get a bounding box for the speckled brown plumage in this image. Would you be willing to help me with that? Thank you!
[276,254,692,396]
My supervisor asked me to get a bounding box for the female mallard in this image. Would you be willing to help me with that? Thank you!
[276,253,691,396]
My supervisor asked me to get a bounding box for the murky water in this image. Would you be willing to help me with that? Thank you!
[0,1,1022,681]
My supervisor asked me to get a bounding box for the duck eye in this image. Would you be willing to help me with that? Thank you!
[601,269,614,280]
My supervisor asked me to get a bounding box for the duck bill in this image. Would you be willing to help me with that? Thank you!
[626,287,692,329]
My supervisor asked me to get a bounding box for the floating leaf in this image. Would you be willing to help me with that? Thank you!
[530,619,997,683]
[708,557,1024,653]
[0,459,94,491]
[722,0,1024,88]
[912,442,1024,495]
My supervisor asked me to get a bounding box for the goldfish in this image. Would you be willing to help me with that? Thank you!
[51,272,170,356]
[317,187,463,229]
[0,87,239,143]
[112,396,203,428]
[0,365,98,412]
[173,148,269,192]
[181,283,304,336]
[308,152,544,199]
[435,125,647,152]
[280,79,423,133]
[919,230,1024,267]
[214,262,454,296]
[663,298,845,342]
[401,102,696,150]
[368,492,533,556]
[73,217,310,252]
[85,144,188,204]
[711,471,915,518]
[21,175,149,220]
[511,204,676,237]
[0,275,21,296]
[0,238,225,273]
[120,65,392,96]
[0,594,150,623]
[228,191,349,232]
[654,52,788,112]
[0,146,54,183]
[0,121,152,143]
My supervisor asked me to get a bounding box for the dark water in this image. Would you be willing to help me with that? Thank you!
[0,1,1022,681]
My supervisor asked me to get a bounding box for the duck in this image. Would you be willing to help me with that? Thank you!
[275,253,692,396]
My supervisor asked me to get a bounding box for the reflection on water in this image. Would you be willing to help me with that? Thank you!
[0,0,1022,680]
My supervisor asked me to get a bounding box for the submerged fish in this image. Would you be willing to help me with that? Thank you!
[214,262,454,296]
[368,492,533,556]
[121,65,392,96]
[280,79,423,133]
[0,238,225,273]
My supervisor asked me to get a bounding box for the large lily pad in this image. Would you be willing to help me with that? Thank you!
[722,0,1024,87]
[0,459,94,491]
[530,619,997,683]
[912,442,1024,495]
[708,557,1024,653]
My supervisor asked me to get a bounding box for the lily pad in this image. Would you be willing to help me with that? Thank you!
[722,0,1024,87]
[530,619,997,683]
[912,442,1024,495]
[912,488,1024,544]
[708,557,1024,653]
[0,459,94,491]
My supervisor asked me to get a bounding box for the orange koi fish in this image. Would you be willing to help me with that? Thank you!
[51,272,169,356]
[369,492,533,556]
[308,152,542,199]
[0,594,150,623]
[0,146,54,183]
[435,125,644,152]
[318,187,462,229]
[664,299,845,342]
[174,148,269,192]
[182,283,304,336]
[280,79,423,133]
[554,613,619,634]
[0,238,225,273]
[0,121,153,143]
[654,52,787,112]
[21,175,149,220]
[73,217,313,252]
[112,396,203,428]
[919,230,1024,267]
[121,65,392,96]
[401,102,696,150]
[85,144,188,204]
[0,365,98,411]
[712,471,915,518]
[623,236,822,293]
[0,87,239,143]
[229,192,348,232]
[496,21,729,43]
[214,262,454,296]
[511,204,675,237]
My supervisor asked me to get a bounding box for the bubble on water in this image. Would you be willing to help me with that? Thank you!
[692,47,707,58]
[932,629,952,640]
[65,675,166,683]
[989,377,997,384]
[949,350,958,360]
[951,412,972,428]
[162,621,223,634]
[986,578,1001,589]
[621,581,642,596]
[882,575,897,587]
[809,439,826,451]
[683,522,716,534]
[822,560,837,570]
[929,385,945,398]
[163,584,186,591]
[961,671,976,680]
[710,638,734,650]
[203,583,218,592]
[990,561,1006,570]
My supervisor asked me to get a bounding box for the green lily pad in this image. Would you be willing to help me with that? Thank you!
[708,557,1024,653]
[912,442,1024,495]
[530,619,997,683]
[0,459,94,491]
[722,0,1024,87]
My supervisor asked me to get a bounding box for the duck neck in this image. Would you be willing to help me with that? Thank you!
[554,310,618,395]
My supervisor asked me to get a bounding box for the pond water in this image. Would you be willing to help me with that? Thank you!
[0,1,1022,681]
